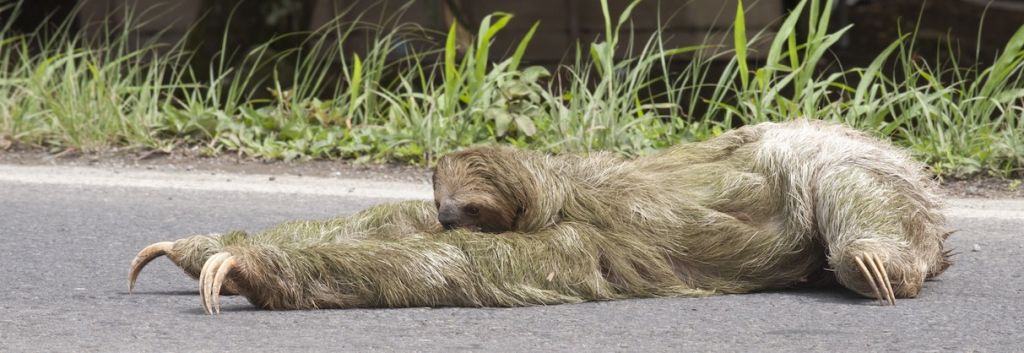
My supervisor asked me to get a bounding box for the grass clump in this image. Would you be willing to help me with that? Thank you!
[0,0,1021,178]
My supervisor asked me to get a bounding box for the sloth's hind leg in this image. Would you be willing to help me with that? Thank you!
[814,167,947,305]
[829,238,917,305]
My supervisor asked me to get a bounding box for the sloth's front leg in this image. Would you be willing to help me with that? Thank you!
[194,223,712,315]
[193,239,493,314]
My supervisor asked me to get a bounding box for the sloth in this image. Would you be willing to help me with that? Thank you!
[129,120,952,314]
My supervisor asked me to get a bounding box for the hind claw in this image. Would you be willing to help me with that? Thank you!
[855,254,896,306]
[871,255,896,305]
[200,252,237,315]
[128,241,175,293]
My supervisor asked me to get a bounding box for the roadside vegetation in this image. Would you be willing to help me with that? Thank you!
[0,0,1021,178]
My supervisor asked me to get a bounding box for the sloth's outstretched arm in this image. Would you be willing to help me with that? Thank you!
[198,222,710,313]
[128,232,243,289]
[128,200,440,293]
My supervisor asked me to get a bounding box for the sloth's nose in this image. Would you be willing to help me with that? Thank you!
[438,207,459,230]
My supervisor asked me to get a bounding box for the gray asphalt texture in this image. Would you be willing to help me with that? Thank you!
[1,181,1022,352]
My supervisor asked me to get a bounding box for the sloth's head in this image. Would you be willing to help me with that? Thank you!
[432,147,526,233]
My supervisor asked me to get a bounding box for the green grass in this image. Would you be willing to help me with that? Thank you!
[1,0,1022,178]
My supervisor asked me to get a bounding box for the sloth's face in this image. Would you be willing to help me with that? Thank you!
[432,151,518,233]
[433,194,514,233]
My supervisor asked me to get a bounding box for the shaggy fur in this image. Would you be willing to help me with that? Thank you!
[130,120,951,311]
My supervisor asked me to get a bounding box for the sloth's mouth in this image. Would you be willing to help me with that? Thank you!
[441,222,482,232]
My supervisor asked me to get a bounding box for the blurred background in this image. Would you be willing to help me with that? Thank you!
[1,1,1021,177]
[4,0,1023,67]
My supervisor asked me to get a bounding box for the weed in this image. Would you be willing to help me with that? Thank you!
[0,0,1021,176]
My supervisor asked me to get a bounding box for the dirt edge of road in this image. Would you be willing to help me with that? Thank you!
[1,148,1021,199]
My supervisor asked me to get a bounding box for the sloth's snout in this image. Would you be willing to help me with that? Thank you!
[438,206,459,230]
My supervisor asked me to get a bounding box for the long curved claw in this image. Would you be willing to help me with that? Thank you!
[199,252,226,314]
[855,254,896,306]
[128,241,175,293]
[200,252,237,315]
[854,256,885,305]
[212,256,237,314]
[870,255,897,305]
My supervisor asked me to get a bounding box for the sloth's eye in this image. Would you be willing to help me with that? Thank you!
[464,205,480,216]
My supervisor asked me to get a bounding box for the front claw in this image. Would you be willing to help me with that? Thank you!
[200,252,238,315]
[128,241,175,293]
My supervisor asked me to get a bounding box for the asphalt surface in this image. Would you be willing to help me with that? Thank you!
[1,167,1022,352]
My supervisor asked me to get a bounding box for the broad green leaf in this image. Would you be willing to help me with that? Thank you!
[522,66,550,83]
[514,114,537,136]
[486,107,513,136]
[503,81,532,98]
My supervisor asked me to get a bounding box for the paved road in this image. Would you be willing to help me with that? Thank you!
[1,166,1022,352]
